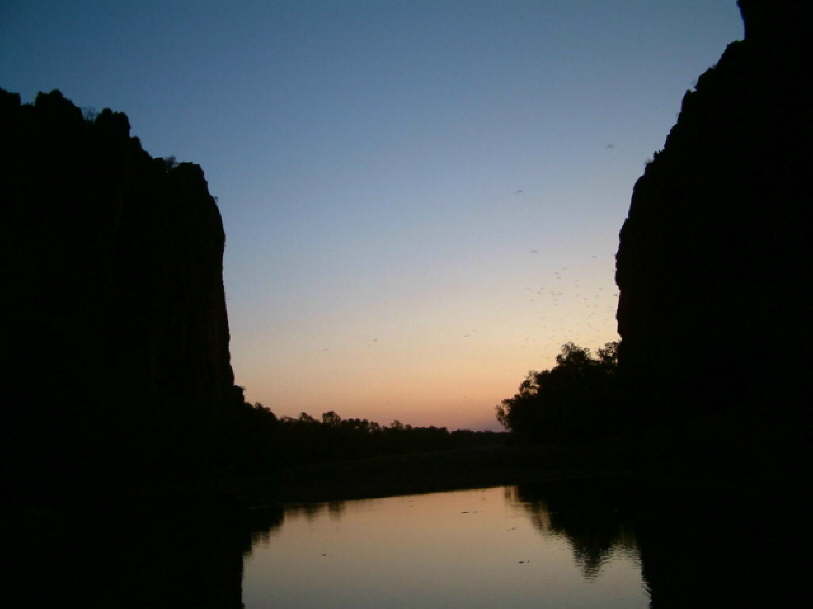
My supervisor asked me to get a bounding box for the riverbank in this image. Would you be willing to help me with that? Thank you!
[220,444,578,506]
[217,440,659,506]
[9,425,797,514]
[221,427,797,507]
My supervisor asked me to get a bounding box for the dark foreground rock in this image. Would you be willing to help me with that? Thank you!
[614,0,810,472]
[1,89,243,497]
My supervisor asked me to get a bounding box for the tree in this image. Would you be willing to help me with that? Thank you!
[496,342,619,442]
[322,411,341,427]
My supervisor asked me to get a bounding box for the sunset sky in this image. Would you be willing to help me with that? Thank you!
[1,1,742,430]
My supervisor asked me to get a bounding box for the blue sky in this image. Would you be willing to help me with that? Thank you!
[1,1,743,429]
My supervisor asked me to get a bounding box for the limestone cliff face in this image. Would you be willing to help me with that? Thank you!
[615,1,810,420]
[1,89,241,489]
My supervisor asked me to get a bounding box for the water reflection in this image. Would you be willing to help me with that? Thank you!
[243,486,648,609]
[246,503,287,554]
[508,483,639,580]
[246,500,346,553]
[631,486,801,609]
[11,499,286,609]
[12,484,800,608]
[509,481,802,608]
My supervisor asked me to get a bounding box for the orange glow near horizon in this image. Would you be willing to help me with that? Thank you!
[232,257,619,431]
[2,0,741,433]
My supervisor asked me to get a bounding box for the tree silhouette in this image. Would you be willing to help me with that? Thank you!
[496,342,619,442]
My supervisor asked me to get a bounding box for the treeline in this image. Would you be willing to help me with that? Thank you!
[226,404,505,474]
[496,342,621,444]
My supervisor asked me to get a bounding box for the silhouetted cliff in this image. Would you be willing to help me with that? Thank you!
[615,0,810,469]
[1,89,243,497]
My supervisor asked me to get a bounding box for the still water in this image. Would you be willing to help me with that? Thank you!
[14,480,795,607]
[244,486,647,609]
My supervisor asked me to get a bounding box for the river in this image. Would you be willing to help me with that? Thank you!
[13,480,798,608]
[245,485,646,608]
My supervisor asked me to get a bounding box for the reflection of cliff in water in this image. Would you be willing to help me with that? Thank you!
[509,482,639,580]
[9,500,285,609]
[511,481,802,608]
[634,488,802,609]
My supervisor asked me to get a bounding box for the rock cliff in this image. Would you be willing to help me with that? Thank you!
[1,89,243,493]
[615,1,810,441]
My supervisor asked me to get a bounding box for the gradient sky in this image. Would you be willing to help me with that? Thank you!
[1,1,742,430]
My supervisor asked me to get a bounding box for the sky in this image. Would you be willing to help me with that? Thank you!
[1,1,743,430]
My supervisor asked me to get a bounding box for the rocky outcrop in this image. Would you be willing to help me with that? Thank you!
[1,89,243,493]
[615,1,810,438]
